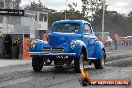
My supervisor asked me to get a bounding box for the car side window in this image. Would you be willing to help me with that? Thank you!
[84,24,92,34]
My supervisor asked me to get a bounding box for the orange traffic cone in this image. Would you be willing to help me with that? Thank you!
[79,68,91,86]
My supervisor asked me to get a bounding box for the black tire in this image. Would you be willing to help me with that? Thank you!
[32,57,43,72]
[74,54,84,73]
[94,50,105,69]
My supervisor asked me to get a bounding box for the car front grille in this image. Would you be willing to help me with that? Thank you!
[43,47,64,53]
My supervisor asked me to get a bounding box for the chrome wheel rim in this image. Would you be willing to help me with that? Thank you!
[102,52,105,66]
[80,54,84,69]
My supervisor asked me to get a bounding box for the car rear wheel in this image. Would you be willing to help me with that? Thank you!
[32,57,43,72]
[74,53,84,73]
[94,50,105,69]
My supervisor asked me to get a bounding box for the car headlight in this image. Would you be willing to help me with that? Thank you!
[30,41,37,48]
[70,40,77,49]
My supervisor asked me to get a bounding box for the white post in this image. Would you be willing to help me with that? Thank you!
[33,14,34,38]
[31,15,35,38]
[47,14,48,31]
[3,0,6,9]
[22,17,24,58]
[2,0,7,34]
[65,10,67,20]
[65,0,68,20]
[36,12,39,38]
[102,0,105,38]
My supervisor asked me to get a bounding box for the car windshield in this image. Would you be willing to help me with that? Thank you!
[53,23,80,33]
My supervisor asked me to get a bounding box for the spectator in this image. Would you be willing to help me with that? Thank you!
[4,35,12,59]
[42,33,48,41]
[98,36,104,43]
[113,33,119,50]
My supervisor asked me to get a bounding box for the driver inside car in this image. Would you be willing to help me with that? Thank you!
[56,28,61,32]
[85,28,89,33]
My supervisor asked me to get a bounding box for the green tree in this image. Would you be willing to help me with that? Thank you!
[126,11,132,36]
[26,0,47,10]
[81,0,103,20]
[68,2,77,12]
[93,8,128,36]
[48,2,89,27]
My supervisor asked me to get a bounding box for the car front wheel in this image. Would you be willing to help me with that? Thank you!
[74,53,84,73]
[94,50,105,69]
[32,57,43,72]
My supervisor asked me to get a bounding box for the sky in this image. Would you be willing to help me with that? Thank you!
[106,0,132,14]
[20,0,132,15]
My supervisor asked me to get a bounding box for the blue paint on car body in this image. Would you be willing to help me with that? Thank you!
[29,20,105,62]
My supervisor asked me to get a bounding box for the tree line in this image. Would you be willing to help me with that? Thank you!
[48,0,132,37]
[0,0,132,36]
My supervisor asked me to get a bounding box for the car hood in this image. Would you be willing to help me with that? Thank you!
[48,32,82,46]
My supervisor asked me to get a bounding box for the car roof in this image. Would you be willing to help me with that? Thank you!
[54,20,90,24]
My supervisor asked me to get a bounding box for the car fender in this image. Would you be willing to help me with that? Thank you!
[94,41,104,59]
[29,39,49,52]
[73,40,87,58]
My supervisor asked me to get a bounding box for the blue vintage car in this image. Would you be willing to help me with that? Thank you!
[29,20,106,72]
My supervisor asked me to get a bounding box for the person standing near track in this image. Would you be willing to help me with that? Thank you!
[113,33,119,50]
[42,33,48,41]
[4,35,12,58]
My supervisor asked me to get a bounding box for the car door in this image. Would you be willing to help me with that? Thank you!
[83,23,97,57]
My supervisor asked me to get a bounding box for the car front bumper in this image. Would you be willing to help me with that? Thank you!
[29,52,76,56]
